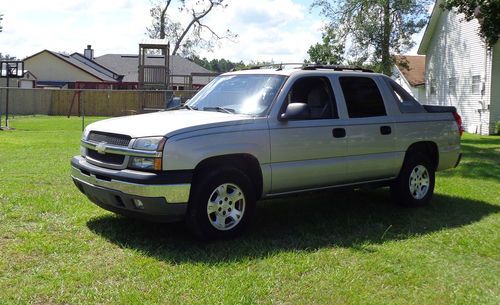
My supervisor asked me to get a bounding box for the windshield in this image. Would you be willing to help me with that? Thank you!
[187,74,286,116]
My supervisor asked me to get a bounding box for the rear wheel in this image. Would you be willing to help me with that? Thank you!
[391,153,435,207]
[187,167,256,240]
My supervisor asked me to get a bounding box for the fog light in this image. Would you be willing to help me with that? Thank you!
[133,199,144,210]
[129,157,162,170]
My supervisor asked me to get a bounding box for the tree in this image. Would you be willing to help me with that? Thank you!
[312,0,431,75]
[0,53,17,61]
[188,56,275,73]
[189,55,243,72]
[147,0,236,56]
[442,0,499,48]
[306,27,345,64]
[0,13,3,32]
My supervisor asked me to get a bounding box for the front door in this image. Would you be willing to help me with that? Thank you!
[268,76,348,194]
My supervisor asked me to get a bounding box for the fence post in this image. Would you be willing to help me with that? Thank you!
[81,91,85,131]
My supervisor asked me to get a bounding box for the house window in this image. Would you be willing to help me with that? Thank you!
[430,79,437,96]
[472,75,481,94]
[448,77,456,95]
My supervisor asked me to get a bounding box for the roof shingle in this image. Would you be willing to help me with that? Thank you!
[394,55,426,87]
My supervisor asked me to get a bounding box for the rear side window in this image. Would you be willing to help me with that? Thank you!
[339,77,386,118]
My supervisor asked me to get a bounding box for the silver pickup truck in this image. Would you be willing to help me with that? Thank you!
[71,65,462,239]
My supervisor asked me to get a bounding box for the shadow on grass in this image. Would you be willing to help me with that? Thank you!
[461,136,500,146]
[438,137,500,182]
[87,189,499,264]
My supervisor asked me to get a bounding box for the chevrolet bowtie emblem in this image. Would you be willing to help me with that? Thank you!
[96,142,107,154]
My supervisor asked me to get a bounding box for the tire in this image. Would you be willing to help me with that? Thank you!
[391,152,435,207]
[186,167,256,240]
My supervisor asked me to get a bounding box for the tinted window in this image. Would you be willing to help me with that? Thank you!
[340,77,386,118]
[285,76,338,119]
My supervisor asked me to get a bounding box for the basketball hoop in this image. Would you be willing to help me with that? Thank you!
[1,60,25,130]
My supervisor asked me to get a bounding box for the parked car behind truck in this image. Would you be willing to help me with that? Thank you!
[71,65,462,240]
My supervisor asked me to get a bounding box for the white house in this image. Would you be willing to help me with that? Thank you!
[418,0,500,135]
[392,55,427,104]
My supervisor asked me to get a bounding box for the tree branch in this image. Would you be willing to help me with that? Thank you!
[171,1,216,55]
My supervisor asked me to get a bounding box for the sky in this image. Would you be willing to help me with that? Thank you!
[0,0,424,62]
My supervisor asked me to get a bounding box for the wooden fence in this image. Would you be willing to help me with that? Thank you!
[0,88,198,117]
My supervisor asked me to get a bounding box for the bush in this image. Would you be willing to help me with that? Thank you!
[496,121,500,135]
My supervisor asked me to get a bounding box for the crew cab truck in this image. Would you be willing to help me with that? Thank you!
[71,65,462,240]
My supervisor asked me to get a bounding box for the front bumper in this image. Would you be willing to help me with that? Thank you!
[71,156,191,222]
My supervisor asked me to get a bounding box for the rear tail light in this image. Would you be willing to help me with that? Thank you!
[452,111,464,136]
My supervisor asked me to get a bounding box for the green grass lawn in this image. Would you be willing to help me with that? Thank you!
[0,116,499,304]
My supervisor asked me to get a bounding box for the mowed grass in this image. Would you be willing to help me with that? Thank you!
[0,115,499,304]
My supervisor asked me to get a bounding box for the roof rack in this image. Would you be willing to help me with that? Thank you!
[239,63,305,71]
[302,64,374,73]
[233,63,374,73]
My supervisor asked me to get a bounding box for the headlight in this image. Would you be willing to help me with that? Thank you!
[129,137,166,171]
[82,127,90,140]
[132,137,165,151]
[81,128,90,156]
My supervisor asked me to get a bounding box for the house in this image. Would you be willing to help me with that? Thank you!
[23,48,127,89]
[392,55,427,104]
[418,0,500,135]
[23,45,216,90]
[94,53,216,90]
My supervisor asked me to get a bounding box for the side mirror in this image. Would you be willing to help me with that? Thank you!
[280,103,310,121]
[166,97,182,109]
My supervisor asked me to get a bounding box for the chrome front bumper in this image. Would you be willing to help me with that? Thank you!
[71,157,191,204]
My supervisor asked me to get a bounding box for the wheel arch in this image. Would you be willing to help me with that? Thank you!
[404,141,439,171]
[193,153,263,200]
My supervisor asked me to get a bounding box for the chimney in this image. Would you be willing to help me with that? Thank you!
[84,45,94,60]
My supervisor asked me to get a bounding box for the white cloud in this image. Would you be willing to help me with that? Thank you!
[0,0,323,62]
[1,0,151,58]
[198,0,322,62]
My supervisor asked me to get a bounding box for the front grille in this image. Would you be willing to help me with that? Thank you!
[88,131,131,147]
[87,149,125,165]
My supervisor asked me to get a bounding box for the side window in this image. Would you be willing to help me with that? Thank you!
[285,76,338,119]
[339,77,386,118]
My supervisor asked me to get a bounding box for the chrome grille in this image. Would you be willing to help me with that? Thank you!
[87,149,125,165]
[88,131,131,147]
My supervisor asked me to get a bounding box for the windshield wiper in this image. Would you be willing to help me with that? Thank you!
[183,104,197,110]
[203,106,235,114]
[166,104,198,111]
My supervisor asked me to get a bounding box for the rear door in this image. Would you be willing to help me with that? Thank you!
[268,75,348,194]
[335,75,400,182]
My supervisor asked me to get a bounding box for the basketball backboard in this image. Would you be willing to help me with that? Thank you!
[1,61,25,78]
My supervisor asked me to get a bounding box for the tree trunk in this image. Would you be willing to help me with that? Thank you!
[381,0,392,75]
[160,0,171,55]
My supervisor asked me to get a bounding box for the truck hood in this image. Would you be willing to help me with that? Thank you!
[86,110,253,138]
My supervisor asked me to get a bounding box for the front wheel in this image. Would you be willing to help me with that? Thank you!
[187,167,256,240]
[391,153,435,207]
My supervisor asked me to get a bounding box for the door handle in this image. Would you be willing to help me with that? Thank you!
[332,128,346,138]
[380,125,392,135]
